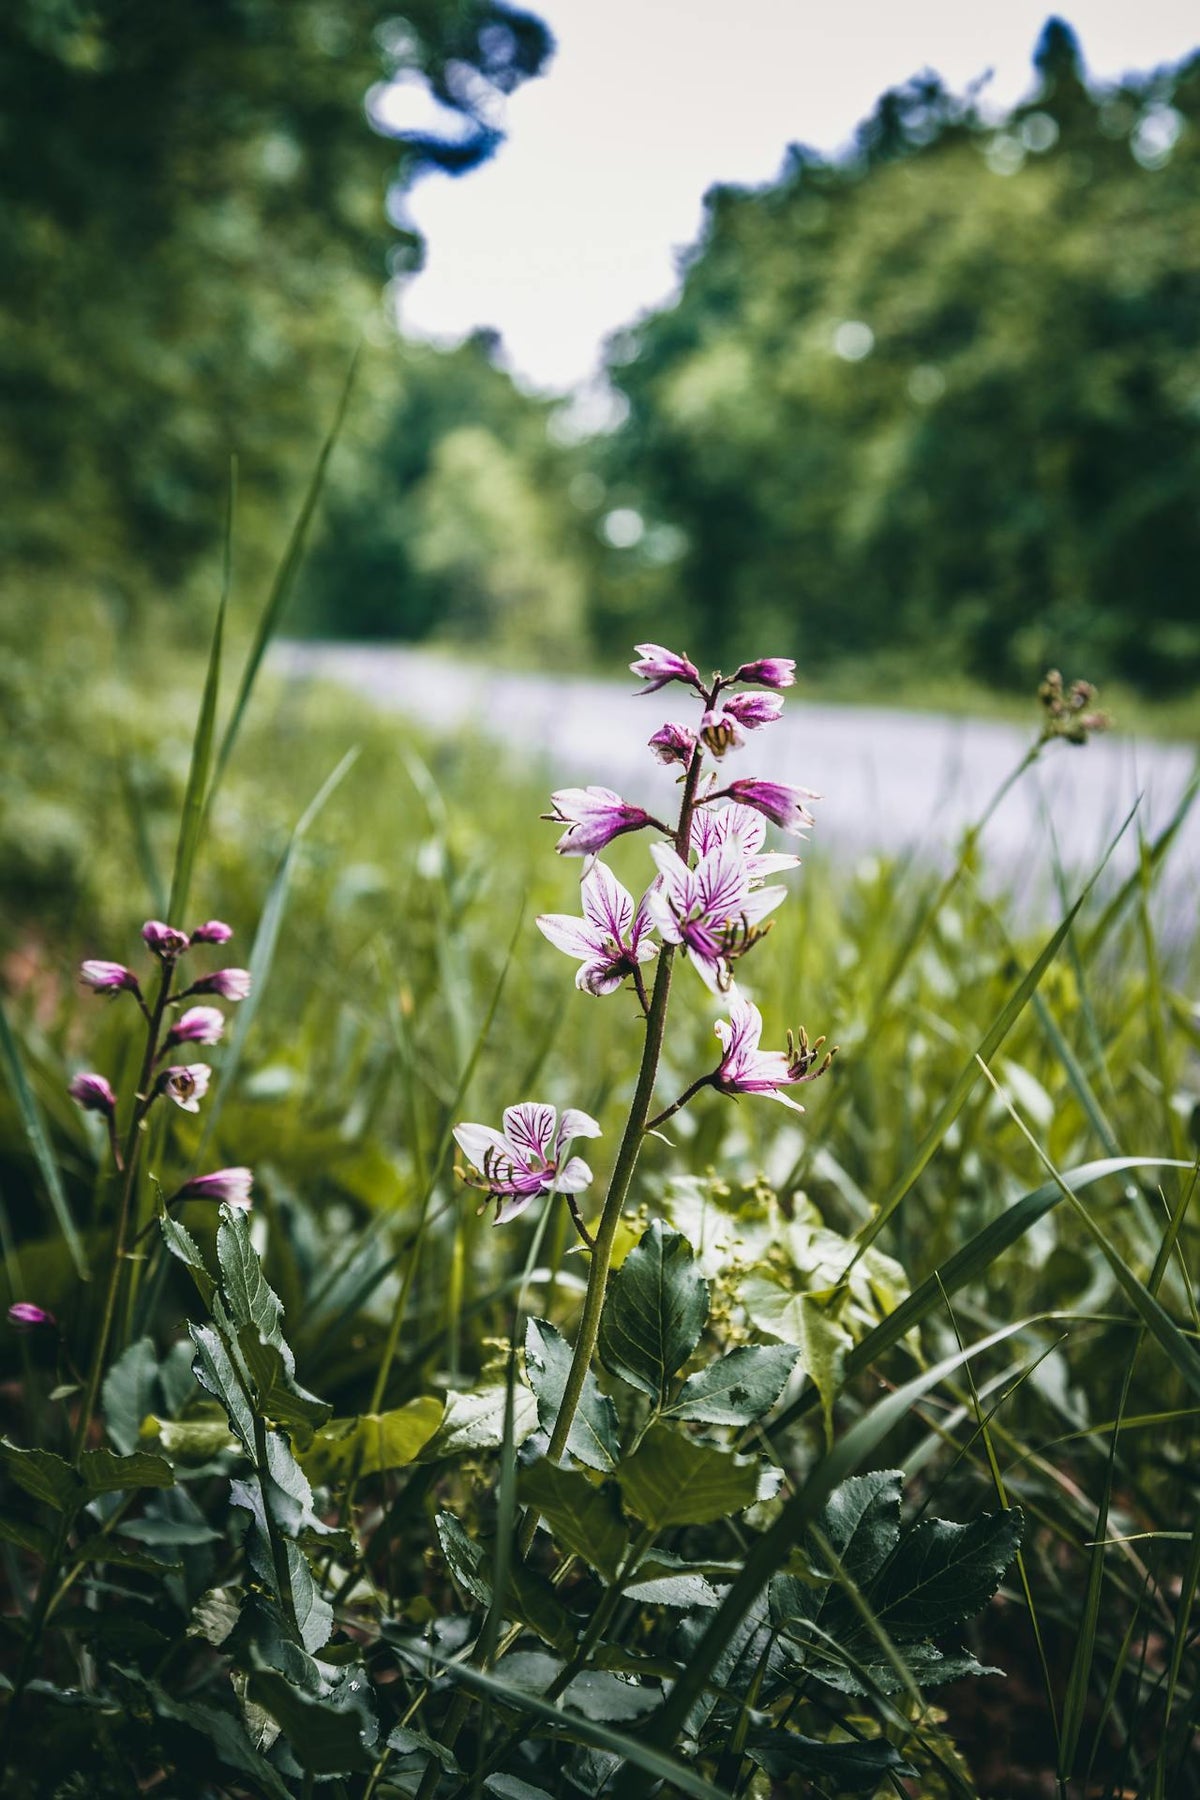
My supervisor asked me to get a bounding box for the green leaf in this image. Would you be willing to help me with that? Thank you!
[149,1413,239,1463]
[805,1640,1000,1697]
[665,1343,798,1425]
[189,1322,254,1450]
[518,1459,628,1582]
[747,1730,915,1788]
[235,1328,330,1448]
[598,1222,709,1404]
[872,1509,1024,1638]
[421,1384,539,1459]
[123,1670,293,1800]
[160,1212,215,1307]
[486,1776,555,1800]
[617,1423,758,1529]
[436,1511,492,1606]
[815,1469,903,1587]
[218,1204,284,1343]
[0,1439,82,1512]
[79,1448,174,1495]
[300,1398,443,1484]
[101,1337,160,1455]
[0,998,87,1278]
[525,1317,620,1472]
[434,1513,578,1653]
[0,1515,52,1557]
[245,1663,374,1777]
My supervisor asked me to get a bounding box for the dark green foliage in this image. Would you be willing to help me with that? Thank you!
[604,25,1200,692]
[597,1220,710,1404]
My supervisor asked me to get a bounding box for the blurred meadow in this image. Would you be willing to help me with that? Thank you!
[1,7,1199,1799]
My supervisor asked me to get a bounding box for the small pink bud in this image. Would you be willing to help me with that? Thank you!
[190,968,251,1001]
[142,920,190,958]
[732,657,796,690]
[8,1301,56,1331]
[722,692,784,730]
[721,778,819,836]
[69,1072,117,1116]
[173,1167,253,1209]
[165,1005,225,1049]
[159,1064,212,1113]
[190,920,233,945]
[80,961,142,997]
[648,722,697,767]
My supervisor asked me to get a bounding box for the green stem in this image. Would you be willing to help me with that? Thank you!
[73,960,172,1461]
[646,1072,716,1134]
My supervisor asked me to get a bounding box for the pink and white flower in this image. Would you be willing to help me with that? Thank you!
[188,968,252,1001]
[164,1005,225,1049]
[546,787,653,857]
[69,1072,117,1116]
[732,657,796,690]
[630,643,703,696]
[80,960,142,997]
[719,778,819,837]
[648,722,697,768]
[454,1103,601,1225]
[190,920,233,944]
[713,992,834,1111]
[159,1064,212,1113]
[646,841,786,993]
[691,803,800,884]
[173,1167,253,1209]
[537,862,657,997]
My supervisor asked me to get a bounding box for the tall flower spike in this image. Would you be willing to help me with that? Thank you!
[80,960,142,997]
[719,778,819,836]
[537,861,657,996]
[453,1103,601,1225]
[159,1064,212,1113]
[546,786,654,856]
[713,992,836,1112]
[732,657,796,689]
[630,643,704,696]
[142,920,190,958]
[646,840,786,993]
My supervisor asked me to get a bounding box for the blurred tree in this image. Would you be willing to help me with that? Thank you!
[602,22,1200,693]
[0,0,551,626]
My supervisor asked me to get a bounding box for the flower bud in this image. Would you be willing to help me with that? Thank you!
[164,1005,225,1049]
[648,722,697,767]
[190,920,233,945]
[189,968,252,1001]
[80,961,142,997]
[159,1064,212,1113]
[630,643,703,695]
[173,1167,253,1209]
[721,778,819,836]
[545,787,653,856]
[69,1072,117,1116]
[142,920,190,958]
[731,657,796,689]
[8,1301,56,1331]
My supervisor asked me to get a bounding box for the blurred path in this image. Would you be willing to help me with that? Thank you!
[272,642,1199,923]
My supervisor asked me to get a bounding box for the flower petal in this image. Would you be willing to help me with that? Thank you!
[503,1103,557,1165]
[581,860,634,944]
[536,913,600,961]
[554,1156,594,1194]
[453,1122,515,1173]
[555,1109,602,1157]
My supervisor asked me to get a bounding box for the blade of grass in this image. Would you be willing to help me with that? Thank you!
[975,1060,1200,1400]
[214,347,360,792]
[852,800,1137,1261]
[630,1316,1039,1790]
[1082,765,1199,961]
[166,457,235,924]
[767,1156,1190,1444]
[196,747,359,1157]
[0,1001,88,1280]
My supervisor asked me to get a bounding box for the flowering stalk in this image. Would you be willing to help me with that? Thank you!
[516,735,707,1552]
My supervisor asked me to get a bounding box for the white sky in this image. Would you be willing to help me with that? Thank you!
[391,0,1198,392]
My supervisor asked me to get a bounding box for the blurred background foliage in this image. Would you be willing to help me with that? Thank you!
[1,13,1197,690]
